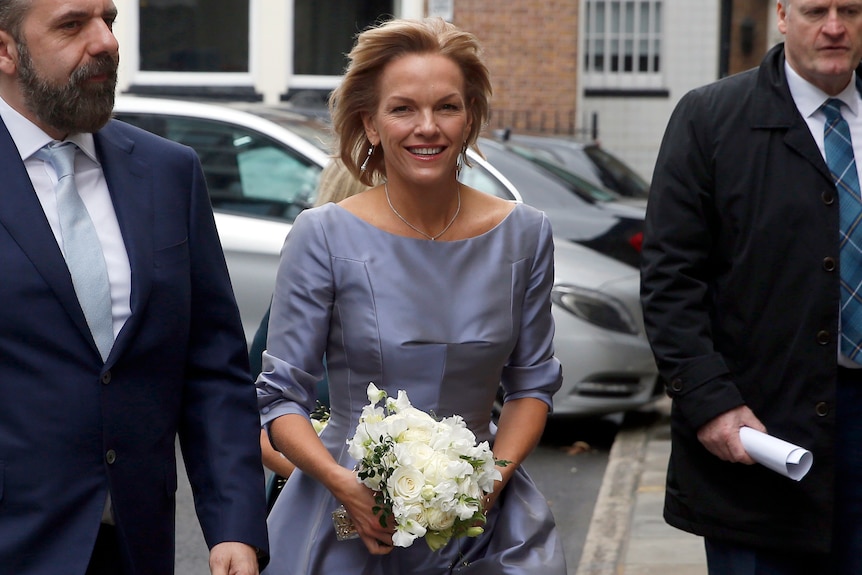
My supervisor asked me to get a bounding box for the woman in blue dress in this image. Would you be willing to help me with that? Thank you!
[256,17,567,574]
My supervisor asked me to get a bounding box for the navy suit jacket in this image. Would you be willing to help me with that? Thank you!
[0,117,269,573]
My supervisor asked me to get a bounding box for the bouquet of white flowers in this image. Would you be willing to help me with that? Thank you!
[335,382,505,550]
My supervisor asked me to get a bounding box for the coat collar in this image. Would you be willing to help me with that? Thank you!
[750,42,862,129]
[748,42,862,183]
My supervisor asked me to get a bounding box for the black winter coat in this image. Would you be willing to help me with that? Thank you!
[641,43,851,552]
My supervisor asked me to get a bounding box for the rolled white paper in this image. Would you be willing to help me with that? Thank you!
[738,427,813,481]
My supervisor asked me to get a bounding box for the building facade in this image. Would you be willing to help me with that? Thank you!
[112,0,778,181]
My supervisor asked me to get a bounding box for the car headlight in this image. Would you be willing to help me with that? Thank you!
[551,284,639,335]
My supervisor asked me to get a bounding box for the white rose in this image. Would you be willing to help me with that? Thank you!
[422,452,453,485]
[424,506,457,531]
[388,466,425,503]
[393,440,435,470]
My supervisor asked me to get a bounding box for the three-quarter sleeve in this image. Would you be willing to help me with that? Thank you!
[257,209,333,426]
[500,213,563,410]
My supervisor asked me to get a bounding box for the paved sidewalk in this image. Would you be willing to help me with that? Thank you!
[576,397,708,575]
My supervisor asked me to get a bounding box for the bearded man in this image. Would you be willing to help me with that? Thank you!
[0,1,269,574]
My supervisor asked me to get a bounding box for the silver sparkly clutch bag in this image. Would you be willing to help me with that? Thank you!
[332,505,360,541]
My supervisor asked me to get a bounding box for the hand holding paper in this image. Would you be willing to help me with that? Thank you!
[738,427,813,481]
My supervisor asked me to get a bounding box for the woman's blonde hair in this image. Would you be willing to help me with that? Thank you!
[329,17,492,187]
[313,158,370,207]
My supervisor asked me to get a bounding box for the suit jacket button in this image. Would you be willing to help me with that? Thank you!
[822,190,835,205]
[816,330,831,345]
[670,378,684,392]
[815,402,829,417]
[106,450,117,465]
[823,257,837,272]
[101,371,111,385]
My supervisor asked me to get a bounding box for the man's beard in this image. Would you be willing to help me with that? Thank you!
[16,42,118,135]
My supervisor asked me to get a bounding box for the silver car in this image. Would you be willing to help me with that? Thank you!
[112,96,661,417]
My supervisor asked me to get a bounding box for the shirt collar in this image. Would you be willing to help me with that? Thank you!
[0,94,100,164]
[785,61,860,119]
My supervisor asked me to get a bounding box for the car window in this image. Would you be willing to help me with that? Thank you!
[583,145,650,198]
[115,112,322,222]
[503,143,620,203]
[458,161,517,200]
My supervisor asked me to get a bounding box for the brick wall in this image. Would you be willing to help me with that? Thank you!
[452,0,580,135]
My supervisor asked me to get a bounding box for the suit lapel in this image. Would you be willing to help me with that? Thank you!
[0,118,97,348]
[94,122,154,362]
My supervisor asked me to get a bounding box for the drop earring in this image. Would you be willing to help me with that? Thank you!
[360,145,374,174]
[455,144,466,177]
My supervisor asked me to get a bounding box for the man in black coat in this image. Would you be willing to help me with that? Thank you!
[641,1,862,573]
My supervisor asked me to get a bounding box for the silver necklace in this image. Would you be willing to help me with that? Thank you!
[385,182,461,241]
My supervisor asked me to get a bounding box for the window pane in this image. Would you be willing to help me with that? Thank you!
[139,0,248,72]
[639,1,650,33]
[596,2,605,33]
[293,0,393,75]
[639,38,648,71]
[594,36,605,71]
[624,1,634,33]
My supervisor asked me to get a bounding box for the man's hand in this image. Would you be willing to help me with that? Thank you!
[209,541,259,575]
[696,405,766,465]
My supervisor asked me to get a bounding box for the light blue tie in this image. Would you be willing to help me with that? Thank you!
[823,98,862,360]
[37,142,113,361]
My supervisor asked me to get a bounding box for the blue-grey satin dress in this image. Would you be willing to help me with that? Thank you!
[257,202,566,574]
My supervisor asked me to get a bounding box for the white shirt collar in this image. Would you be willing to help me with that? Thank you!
[785,61,860,119]
[0,94,100,165]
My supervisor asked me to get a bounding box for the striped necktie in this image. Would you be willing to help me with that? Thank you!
[823,98,862,360]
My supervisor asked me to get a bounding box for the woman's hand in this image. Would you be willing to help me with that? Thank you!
[330,469,395,554]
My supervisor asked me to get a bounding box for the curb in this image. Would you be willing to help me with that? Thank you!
[575,409,654,575]
[575,397,707,575]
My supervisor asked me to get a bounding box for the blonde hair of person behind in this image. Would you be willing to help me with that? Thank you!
[313,158,371,207]
[329,17,492,187]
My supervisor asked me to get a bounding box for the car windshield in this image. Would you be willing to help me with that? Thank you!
[233,105,336,153]
[583,144,650,199]
[502,143,621,203]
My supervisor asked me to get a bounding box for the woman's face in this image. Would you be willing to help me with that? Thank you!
[362,53,471,190]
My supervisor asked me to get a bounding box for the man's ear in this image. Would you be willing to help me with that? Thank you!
[361,112,379,146]
[0,30,19,75]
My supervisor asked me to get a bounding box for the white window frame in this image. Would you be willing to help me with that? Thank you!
[125,0,257,88]
[582,0,664,90]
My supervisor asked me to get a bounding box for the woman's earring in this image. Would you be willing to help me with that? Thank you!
[360,145,374,174]
[455,145,466,177]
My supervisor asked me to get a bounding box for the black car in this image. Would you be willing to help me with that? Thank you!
[492,131,651,200]
[465,138,644,268]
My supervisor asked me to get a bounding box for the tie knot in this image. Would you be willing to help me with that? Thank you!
[35,141,78,180]
[823,98,846,122]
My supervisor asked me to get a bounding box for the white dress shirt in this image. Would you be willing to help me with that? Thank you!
[0,95,131,341]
